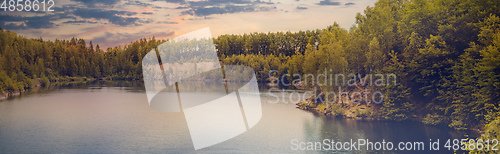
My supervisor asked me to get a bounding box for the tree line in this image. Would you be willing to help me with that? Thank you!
[0,29,164,93]
[215,0,500,134]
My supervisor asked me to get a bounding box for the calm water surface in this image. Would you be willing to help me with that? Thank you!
[0,81,475,153]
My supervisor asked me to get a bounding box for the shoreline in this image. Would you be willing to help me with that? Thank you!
[0,76,101,101]
[0,79,44,101]
[295,99,377,121]
[295,98,485,135]
[0,75,148,101]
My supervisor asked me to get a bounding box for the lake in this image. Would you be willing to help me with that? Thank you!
[0,81,476,153]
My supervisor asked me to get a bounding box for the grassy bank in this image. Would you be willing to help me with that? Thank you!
[0,76,100,100]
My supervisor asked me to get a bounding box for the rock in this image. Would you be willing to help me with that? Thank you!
[293,81,305,89]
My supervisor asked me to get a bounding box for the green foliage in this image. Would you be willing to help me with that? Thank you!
[0,70,16,92]
[378,51,415,121]
[366,37,385,71]
[468,117,500,153]
[448,119,467,131]
[222,53,289,82]
[1,0,499,132]
[330,104,344,117]
[362,108,374,118]
[352,106,373,118]
[317,104,327,112]
[215,30,318,57]
[353,106,361,117]
[422,114,445,125]
[286,52,304,84]
[0,30,164,93]
[308,103,317,108]
[40,75,50,87]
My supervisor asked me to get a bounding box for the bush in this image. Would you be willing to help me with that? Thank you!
[353,106,373,118]
[361,108,373,118]
[22,77,34,88]
[330,104,343,117]
[468,117,500,153]
[0,70,18,92]
[40,75,50,87]
[317,104,326,112]
[308,103,317,108]
[422,114,445,125]
[48,75,56,82]
[353,106,361,117]
[448,119,467,131]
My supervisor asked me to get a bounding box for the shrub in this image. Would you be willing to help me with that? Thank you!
[40,75,50,87]
[317,104,326,112]
[22,77,34,88]
[468,117,500,153]
[353,106,373,118]
[330,104,343,117]
[422,114,444,125]
[0,70,17,92]
[353,106,361,117]
[361,108,373,118]
[448,119,467,131]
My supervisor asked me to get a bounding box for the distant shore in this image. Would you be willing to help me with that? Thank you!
[0,76,98,101]
[295,94,485,134]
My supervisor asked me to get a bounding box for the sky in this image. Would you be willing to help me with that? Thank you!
[0,0,377,48]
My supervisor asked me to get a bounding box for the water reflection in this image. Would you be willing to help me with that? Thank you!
[0,81,476,153]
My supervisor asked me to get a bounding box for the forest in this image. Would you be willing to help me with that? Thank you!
[0,29,164,91]
[216,0,500,133]
[215,0,497,148]
[0,0,499,150]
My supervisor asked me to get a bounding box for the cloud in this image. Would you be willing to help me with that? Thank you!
[180,0,276,16]
[63,20,99,24]
[184,5,274,16]
[157,21,179,24]
[175,6,190,9]
[191,7,226,16]
[0,22,26,30]
[71,0,121,6]
[0,15,25,22]
[186,0,274,8]
[25,16,56,29]
[73,8,140,26]
[142,12,154,15]
[0,14,57,30]
[125,0,163,8]
[152,0,186,4]
[188,0,252,7]
[317,0,340,6]
[296,6,307,10]
[345,2,355,5]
